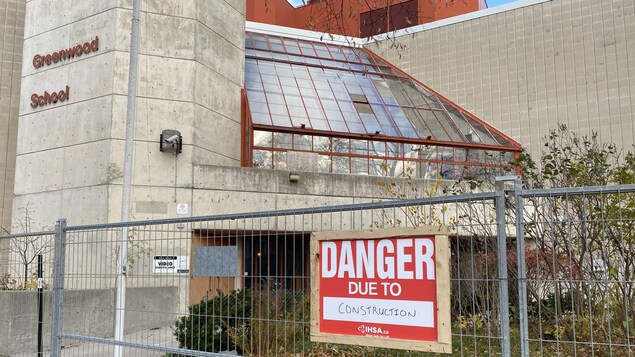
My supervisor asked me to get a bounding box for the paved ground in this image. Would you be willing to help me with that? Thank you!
[60,326,178,356]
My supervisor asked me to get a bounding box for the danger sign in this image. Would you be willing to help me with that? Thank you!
[310,227,451,353]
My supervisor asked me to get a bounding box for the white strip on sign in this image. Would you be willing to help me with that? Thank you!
[323,297,434,328]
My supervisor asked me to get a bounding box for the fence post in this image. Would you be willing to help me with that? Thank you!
[495,177,511,356]
[514,178,529,357]
[50,219,67,357]
[37,254,44,356]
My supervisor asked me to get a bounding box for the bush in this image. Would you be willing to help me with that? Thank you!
[173,288,313,355]
[0,274,16,290]
[173,288,252,354]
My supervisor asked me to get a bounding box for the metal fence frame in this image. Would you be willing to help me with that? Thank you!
[3,178,635,356]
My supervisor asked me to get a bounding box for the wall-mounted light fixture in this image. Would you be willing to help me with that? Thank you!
[160,129,182,154]
[289,172,300,182]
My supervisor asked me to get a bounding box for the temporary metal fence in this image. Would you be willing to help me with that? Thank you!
[0,229,56,356]
[1,178,635,356]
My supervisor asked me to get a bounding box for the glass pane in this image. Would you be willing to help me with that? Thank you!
[386,142,402,158]
[310,119,330,131]
[274,151,288,170]
[294,135,311,151]
[267,36,285,52]
[354,102,374,115]
[292,65,309,78]
[386,160,403,177]
[333,138,350,153]
[305,57,320,65]
[423,146,438,161]
[467,118,499,146]
[418,109,451,141]
[284,94,303,106]
[275,64,294,78]
[347,122,366,134]
[313,136,330,152]
[288,105,308,119]
[282,38,301,54]
[358,114,379,133]
[333,156,350,174]
[253,131,273,147]
[387,79,413,107]
[338,100,356,112]
[267,93,285,105]
[329,120,349,132]
[273,133,293,149]
[245,78,263,91]
[351,140,368,155]
[401,80,428,108]
[317,88,335,101]
[271,52,289,61]
[250,111,271,125]
[248,101,268,115]
[404,159,421,178]
[370,158,387,176]
[252,49,273,59]
[329,45,346,60]
[271,115,291,127]
[245,32,519,151]
[322,99,339,111]
[439,147,454,162]
[424,162,439,179]
[324,109,343,121]
[468,149,484,164]
[289,54,305,63]
[439,163,458,180]
[268,103,288,116]
[253,150,272,168]
[263,81,282,93]
[404,144,421,160]
[352,157,368,175]
[402,108,428,138]
[252,33,269,50]
[455,148,467,163]
[247,90,267,103]
[281,84,301,98]
[368,141,385,156]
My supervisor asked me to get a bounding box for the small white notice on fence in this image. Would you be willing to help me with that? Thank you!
[153,255,190,274]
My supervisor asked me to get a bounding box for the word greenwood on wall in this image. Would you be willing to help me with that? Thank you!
[32,36,99,69]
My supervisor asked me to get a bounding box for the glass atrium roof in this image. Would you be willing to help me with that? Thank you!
[244,31,521,150]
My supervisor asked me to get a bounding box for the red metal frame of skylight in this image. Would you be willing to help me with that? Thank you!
[250,130,516,177]
[243,31,522,176]
[245,31,520,150]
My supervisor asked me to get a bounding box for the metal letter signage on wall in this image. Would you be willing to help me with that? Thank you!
[29,36,100,110]
[310,227,451,353]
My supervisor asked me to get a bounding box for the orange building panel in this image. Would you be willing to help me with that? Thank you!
[247,0,483,37]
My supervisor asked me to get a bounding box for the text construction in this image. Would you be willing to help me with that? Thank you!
[311,228,451,353]
[33,36,99,69]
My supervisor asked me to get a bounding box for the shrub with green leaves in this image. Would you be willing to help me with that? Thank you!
[173,288,252,354]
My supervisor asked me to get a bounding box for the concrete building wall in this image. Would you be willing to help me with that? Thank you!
[0,0,25,231]
[372,0,635,159]
[14,0,246,227]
